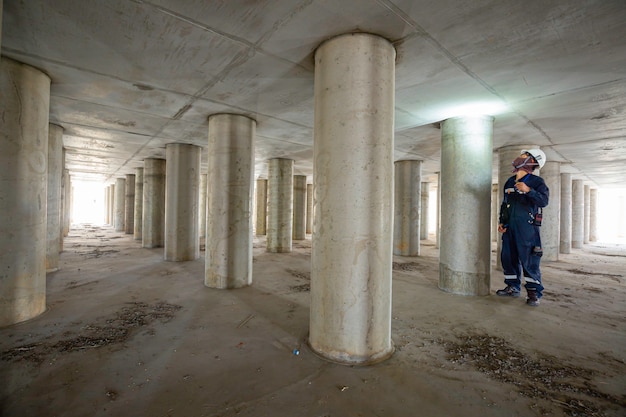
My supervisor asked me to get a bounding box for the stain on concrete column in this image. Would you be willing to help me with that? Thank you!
[165,143,200,261]
[134,168,143,240]
[560,173,572,253]
[0,57,51,326]
[205,114,255,288]
[310,33,395,365]
[142,158,166,248]
[440,116,494,296]
[267,158,293,253]
[394,160,422,256]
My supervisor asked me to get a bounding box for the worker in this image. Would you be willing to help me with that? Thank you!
[497,149,549,306]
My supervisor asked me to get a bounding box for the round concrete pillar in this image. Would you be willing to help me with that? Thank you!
[306,183,313,235]
[134,168,144,240]
[439,116,494,296]
[205,114,255,288]
[199,174,207,240]
[143,158,166,248]
[394,160,422,256]
[572,179,584,248]
[165,144,200,261]
[541,161,560,261]
[560,173,572,253]
[255,179,268,236]
[310,33,395,365]
[62,169,71,236]
[589,188,598,242]
[124,174,135,234]
[496,145,536,270]
[46,124,64,272]
[293,175,307,240]
[491,184,499,242]
[267,158,293,253]
[0,57,51,326]
[114,178,126,232]
[420,182,429,240]
[584,185,591,244]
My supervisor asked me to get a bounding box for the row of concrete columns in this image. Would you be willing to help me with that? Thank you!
[0,33,602,367]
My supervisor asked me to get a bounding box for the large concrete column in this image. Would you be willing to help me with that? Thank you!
[306,183,313,235]
[583,185,591,244]
[491,184,499,242]
[440,116,494,295]
[560,173,572,253]
[0,57,51,326]
[124,174,135,234]
[143,158,166,248]
[46,124,64,272]
[255,179,267,235]
[165,143,200,261]
[205,114,255,288]
[199,174,207,240]
[114,178,126,232]
[572,179,584,248]
[134,168,144,240]
[541,161,560,261]
[310,33,395,365]
[62,168,71,236]
[267,158,293,253]
[589,188,598,242]
[293,175,307,240]
[394,160,422,256]
[420,182,429,240]
[496,145,535,270]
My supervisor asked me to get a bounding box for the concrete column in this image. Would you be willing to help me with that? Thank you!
[572,179,584,248]
[293,175,307,240]
[114,178,126,232]
[589,188,598,242]
[255,179,267,235]
[306,183,313,235]
[124,174,135,234]
[310,33,395,365]
[62,169,71,236]
[46,124,64,272]
[205,114,255,288]
[583,185,591,244]
[199,173,207,240]
[491,184,499,242]
[267,158,293,253]
[104,186,110,224]
[108,185,115,227]
[439,116,494,295]
[541,161,560,261]
[165,143,200,261]
[420,182,429,240]
[436,173,441,248]
[394,160,422,256]
[134,168,144,240]
[0,57,51,326]
[496,145,536,270]
[143,158,166,248]
[560,173,572,253]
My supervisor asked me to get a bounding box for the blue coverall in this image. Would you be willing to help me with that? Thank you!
[499,173,549,297]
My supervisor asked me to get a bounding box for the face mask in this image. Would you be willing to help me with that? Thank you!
[511,156,537,173]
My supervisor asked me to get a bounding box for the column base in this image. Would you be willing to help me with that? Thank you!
[308,339,395,366]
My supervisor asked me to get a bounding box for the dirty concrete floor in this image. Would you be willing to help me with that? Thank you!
[1,225,625,417]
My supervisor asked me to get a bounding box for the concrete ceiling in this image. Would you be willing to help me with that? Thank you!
[2,0,626,187]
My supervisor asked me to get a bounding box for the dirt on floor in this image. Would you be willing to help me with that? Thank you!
[1,224,624,417]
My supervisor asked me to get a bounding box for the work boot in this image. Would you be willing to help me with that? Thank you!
[526,290,540,306]
[496,286,521,297]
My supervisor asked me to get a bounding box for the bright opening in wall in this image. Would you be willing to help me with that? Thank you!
[597,188,626,244]
[72,180,105,225]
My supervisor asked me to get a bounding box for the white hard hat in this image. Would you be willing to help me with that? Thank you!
[521,148,546,169]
